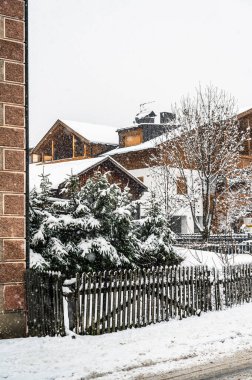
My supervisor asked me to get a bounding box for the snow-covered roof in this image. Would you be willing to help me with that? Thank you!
[237,108,252,119]
[116,123,160,132]
[60,120,118,145]
[103,127,182,156]
[30,156,148,191]
[103,136,161,156]
[136,109,156,120]
[30,157,107,190]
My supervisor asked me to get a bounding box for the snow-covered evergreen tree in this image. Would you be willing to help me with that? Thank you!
[30,171,139,275]
[76,171,139,271]
[29,169,54,261]
[30,171,89,275]
[137,192,182,267]
[30,170,179,275]
[60,171,80,208]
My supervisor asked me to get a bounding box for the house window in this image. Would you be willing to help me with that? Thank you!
[43,154,52,162]
[170,216,188,234]
[170,216,182,233]
[32,154,41,163]
[176,176,187,195]
[137,176,144,182]
[124,133,142,147]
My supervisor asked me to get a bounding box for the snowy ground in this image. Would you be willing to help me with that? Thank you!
[1,302,252,380]
[175,246,252,268]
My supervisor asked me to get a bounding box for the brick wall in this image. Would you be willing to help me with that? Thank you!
[0,0,26,338]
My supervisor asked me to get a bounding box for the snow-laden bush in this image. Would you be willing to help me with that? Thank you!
[30,171,178,276]
[136,192,182,267]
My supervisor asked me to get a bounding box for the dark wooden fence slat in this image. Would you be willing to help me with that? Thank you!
[137,269,141,328]
[86,274,91,334]
[26,270,65,337]
[146,269,151,325]
[75,273,80,334]
[117,271,122,331]
[112,271,117,333]
[122,270,127,330]
[81,273,86,335]
[96,272,102,335]
[101,271,107,335]
[142,269,146,326]
[128,270,132,328]
[165,267,169,321]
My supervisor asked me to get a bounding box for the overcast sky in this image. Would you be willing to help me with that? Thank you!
[29,0,252,146]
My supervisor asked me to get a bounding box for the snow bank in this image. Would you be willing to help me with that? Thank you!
[1,303,252,380]
[175,246,252,269]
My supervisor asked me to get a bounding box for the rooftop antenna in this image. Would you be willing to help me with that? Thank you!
[139,100,155,112]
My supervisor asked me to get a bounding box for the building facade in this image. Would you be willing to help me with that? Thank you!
[0,0,27,338]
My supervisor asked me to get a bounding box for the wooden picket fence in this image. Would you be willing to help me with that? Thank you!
[26,270,65,337]
[222,265,252,307]
[26,264,252,337]
[175,242,252,255]
[71,264,252,335]
[177,233,250,244]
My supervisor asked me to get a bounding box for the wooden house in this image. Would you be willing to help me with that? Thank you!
[30,156,147,202]
[238,108,252,160]
[30,119,118,163]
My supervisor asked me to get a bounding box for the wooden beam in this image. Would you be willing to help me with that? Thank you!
[248,119,251,155]
[51,140,54,161]
[72,135,75,158]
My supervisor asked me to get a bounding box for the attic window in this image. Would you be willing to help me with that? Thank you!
[137,176,144,182]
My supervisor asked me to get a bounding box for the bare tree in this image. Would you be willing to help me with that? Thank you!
[148,161,188,221]
[156,85,250,240]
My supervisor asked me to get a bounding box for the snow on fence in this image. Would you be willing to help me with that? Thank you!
[26,264,252,337]
[26,270,65,337]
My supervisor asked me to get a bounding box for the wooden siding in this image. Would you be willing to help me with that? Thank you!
[119,127,143,148]
[31,121,117,163]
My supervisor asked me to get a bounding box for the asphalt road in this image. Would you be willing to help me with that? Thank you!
[141,349,252,380]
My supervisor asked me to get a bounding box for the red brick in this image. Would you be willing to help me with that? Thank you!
[5,62,24,83]
[0,0,24,20]
[4,194,24,215]
[0,82,24,105]
[3,239,25,260]
[0,172,24,192]
[4,105,24,126]
[0,262,25,283]
[4,284,24,311]
[0,38,23,61]
[4,149,24,171]
[0,216,24,237]
[5,19,24,41]
[0,127,24,147]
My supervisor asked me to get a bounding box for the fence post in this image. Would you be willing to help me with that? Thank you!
[75,273,80,334]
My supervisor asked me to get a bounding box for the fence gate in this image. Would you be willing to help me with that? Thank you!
[26,270,65,337]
